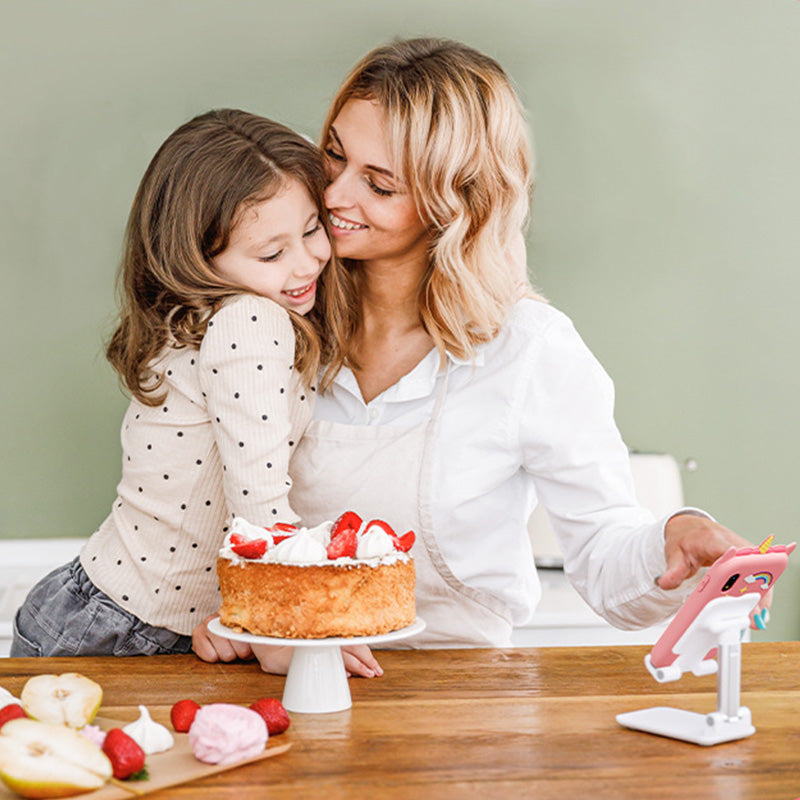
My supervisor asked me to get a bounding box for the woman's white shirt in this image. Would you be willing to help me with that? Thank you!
[308,299,696,629]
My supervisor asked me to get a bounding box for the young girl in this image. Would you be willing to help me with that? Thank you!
[11,108,350,658]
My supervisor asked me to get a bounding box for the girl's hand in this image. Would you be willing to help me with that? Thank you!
[251,644,294,675]
[191,613,255,662]
[658,514,772,628]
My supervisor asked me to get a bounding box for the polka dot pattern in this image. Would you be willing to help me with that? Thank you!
[80,294,312,637]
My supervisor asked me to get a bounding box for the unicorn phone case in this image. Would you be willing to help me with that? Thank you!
[649,538,795,669]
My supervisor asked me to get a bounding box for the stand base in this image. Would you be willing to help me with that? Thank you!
[616,706,755,746]
[283,646,351,714]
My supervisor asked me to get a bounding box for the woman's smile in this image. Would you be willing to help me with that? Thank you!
[328,212,368,233]
[323,99,431,266]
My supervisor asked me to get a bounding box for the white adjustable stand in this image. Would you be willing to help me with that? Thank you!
[616,594,758,746]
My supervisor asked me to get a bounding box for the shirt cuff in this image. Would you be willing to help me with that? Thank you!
[665,506,716,524]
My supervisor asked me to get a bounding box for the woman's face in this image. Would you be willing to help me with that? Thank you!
[323,99,431,268]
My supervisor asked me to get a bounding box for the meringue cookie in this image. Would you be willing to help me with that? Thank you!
[230,516,274,544]
[269,531,327,563]
[356,527,396,559]
[123,705,175,754]
[189,703,267,765]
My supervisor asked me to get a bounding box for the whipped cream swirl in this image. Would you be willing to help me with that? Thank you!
[220,516,411,568]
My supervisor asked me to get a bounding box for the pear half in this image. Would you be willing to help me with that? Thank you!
[21,675,102,729]
[0,718,112,798]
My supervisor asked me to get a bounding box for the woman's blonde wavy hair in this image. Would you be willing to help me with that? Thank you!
[320,37,543,369]
[107,109,350,405]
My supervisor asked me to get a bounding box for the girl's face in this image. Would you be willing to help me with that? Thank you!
[213,177,330,315]
[323,99,431,268]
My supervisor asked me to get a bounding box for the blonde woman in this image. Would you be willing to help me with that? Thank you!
[193,40,766,676]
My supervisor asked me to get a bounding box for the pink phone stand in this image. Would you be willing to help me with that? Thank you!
[617,593,758,745]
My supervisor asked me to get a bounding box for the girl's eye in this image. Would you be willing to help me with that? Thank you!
[324,147,345,162]
[367,177,394,197]
[259,250,282,263]
[303,220,323,237]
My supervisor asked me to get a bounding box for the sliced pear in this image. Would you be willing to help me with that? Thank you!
[21,675,102,729]
[0,718,111,798]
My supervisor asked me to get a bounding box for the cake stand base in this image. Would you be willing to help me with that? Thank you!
[208,617,425,714]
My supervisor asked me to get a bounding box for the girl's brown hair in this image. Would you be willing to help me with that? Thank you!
[107,108,349,404]
[320,38,542,372]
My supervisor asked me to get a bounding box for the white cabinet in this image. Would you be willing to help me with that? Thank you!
[0,539,86,656]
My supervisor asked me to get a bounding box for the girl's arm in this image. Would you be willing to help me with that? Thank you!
[194,296,384,674]
[198,294,300,525]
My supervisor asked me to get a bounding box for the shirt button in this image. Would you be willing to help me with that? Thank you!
[368,407,379,422]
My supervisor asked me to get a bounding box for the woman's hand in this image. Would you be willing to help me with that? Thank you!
[191,613,255,662]
[658,514,772,628]
[251,643,382,677]
[342,645,383,678]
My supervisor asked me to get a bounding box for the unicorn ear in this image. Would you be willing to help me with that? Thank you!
[717,546,738,565]
[786,542,797,555]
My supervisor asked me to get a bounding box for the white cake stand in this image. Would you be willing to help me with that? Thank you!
[208,617,425,714]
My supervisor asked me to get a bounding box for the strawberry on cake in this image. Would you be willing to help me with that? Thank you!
[216,511,416,638]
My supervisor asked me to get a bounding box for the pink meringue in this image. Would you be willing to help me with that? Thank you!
[188,703,267,765]
[78,724,106,748]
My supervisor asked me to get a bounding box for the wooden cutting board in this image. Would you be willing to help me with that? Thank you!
[0,716,291,799]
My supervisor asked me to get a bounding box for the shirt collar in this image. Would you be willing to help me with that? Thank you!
[332,346,485,406]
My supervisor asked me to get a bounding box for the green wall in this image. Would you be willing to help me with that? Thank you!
[2,1,798,639]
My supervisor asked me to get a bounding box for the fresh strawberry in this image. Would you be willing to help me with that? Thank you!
[269,522,297,533]
[393,531,416,552]
[331,510,362,538]
[364,519,396,539]
[0,704,26,731]
[102,728,146,780]
[272,535,292,545]
[170,699,201,732]
[249,698,290,735]
[231,538,268,559]
[326,527,358,559]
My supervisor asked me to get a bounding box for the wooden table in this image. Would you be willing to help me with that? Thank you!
[2,642,799,800]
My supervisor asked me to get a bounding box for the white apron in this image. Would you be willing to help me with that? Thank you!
[290,366,513,648]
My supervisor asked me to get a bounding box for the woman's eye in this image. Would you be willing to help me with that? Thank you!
[367,177,394,197]
[259,250,282,263]
[324,147,345,162]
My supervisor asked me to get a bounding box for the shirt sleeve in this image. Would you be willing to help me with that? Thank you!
[519,312,699,629]
[198,294,299,527]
